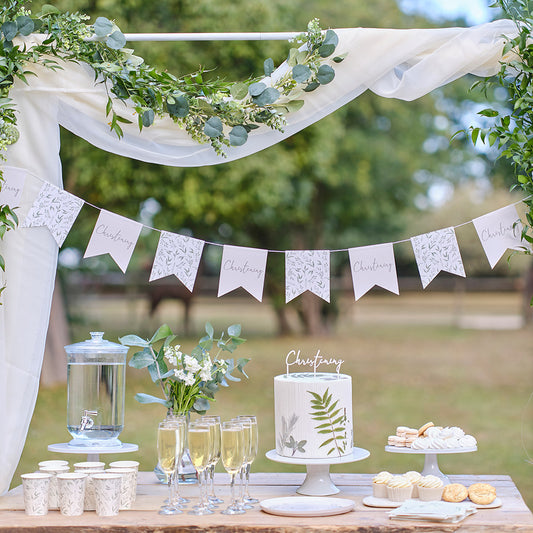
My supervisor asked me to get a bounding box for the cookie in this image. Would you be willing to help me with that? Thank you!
[442,483,468,502]
[417,421,434,436]
[468,483,496,505]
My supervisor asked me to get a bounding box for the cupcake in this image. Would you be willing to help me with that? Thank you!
[386,475,413,502]
[372,471,393,498]
[417,475,444,501]
[403,471,422,498]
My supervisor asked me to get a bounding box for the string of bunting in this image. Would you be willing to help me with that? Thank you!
[1,165,530,304]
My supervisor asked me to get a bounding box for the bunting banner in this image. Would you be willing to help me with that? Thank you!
[84,210,142,273]
[286,250,330,303]
[0,167,26,208]
[411,227,466,289]
[348,243,399,300]
[22,182,83,247]
[218,245,268,301]
[5,168,533,303]
[150,231,205,292]
[472,205,531,268]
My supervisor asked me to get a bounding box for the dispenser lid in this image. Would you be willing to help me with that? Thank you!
[64,331,129,354]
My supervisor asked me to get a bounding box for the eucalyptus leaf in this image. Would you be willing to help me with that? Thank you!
[333,53,347,63]
[230,82,248,100]
[193,397,210,412]
[119,334,149,347]
[150,324,172,344]
[284,100,305,113]
[16,16,34,37]
[94,17,113,37]
[248,81,266,97]
[1,22,18,42]
[317,64,335,84]
[303,82,320,92]
[227,324,241,337]
[229,125,248,146]
[40,4,61,15]
[292,64,311,83]
[142,108,155,127]
[264,57,275,76]
[287,48,299,67]
[129,349,156,369]
[318,43,335,58]
[204,116,223,138]
[134,393,168,406]
[107,30,127,50]
[323,29,339,47]
[167,94,189,118]
[252,87,280,106]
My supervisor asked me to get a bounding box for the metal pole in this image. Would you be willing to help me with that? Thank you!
[123,32,299,42]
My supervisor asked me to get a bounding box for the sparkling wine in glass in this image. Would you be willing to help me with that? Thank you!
[221,421,245,515]
[200,415,223,505]
[187,421,214,515]
[237,415,259,504]
[157,421,183,515]
[164,416,188,508]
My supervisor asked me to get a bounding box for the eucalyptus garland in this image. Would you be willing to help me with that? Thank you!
[469,0,533,249]
[0,0,345,300]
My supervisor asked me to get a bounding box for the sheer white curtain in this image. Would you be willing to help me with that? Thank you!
[0,19,517,493]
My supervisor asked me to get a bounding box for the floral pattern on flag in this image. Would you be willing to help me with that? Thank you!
[149,231,205,292]
[285,250,330,303]
[22,182,83,247]
[411,227,465,289]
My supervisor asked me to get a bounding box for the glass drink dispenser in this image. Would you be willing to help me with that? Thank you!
[65,332,128,447]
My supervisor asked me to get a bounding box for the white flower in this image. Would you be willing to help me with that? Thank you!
[184,355,201,373]
[164,345,180,366]
[200,360,212,381]
[173,369,186,381]
[184,372,196,386]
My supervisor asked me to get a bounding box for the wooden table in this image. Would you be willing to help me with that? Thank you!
[1,472,532,532]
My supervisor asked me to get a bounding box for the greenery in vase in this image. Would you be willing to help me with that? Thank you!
[119,323,249,415]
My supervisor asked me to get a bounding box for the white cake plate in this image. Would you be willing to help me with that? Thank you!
[266,447,370,496]
[384,445,477,484]
[48,442,138,462]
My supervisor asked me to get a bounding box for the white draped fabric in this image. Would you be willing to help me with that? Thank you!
[0,19,517,493]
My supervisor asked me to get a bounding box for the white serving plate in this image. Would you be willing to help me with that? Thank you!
[260,496,354,517]
[363,495,502,509]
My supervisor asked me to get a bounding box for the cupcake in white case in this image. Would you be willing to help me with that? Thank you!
[417,475,444,501]
[386,475,413,502]
[403,471,422,498]
[372,471,393,498]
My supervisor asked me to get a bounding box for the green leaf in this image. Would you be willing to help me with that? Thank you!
[317,65,335,84]
[248,82,266,97]
[134,393,168,405]
[16,16,34,36]
[323,29,339,47]
[284,100,305,113]
[129,349,156,369]
[230,82,248,100]
[150,324,173,344]
[107,30,127,50]
[142,108,155,127]
[94,17,113,37]
[318,44,335,58]
[333,53,347,63]
[319,437,335,448]
[1,22,18,42]
[253,87,280,106]
[229,125,248,146]
[204,117,223,138]
[227,324,241,337]
[292,64,311,83]
[264,58,275,77]
[304,82,320,92]
[119,334,149,347]
[167,94,189,118]
[287,48,299,67]
[205,322,215,338]
[0,255,4,272]
[40,4,61,15]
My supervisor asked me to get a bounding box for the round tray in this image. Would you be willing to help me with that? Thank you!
[48,442,138,462]
[266,447,370,496]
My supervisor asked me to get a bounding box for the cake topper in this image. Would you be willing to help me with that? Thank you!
[285,349,344,376]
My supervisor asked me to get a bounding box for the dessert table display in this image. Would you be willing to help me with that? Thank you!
[1,472,531,532]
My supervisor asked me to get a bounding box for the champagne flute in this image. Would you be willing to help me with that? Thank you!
[165,416,188,508]
[200,415,223,505]
[157,421,183,515]
[221,421,246,515]
[237,415,259,504]
[187,421,214,515]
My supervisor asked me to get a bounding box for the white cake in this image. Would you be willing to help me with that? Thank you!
[274,372,353,459]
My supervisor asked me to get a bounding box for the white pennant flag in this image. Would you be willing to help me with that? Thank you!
[23,182,83,247]
[411,227,465,289]
[150,231,205,292]
[348,243,399,300]
[218,245,268,302]
[84,210,142,273]
[0,167,26,208]
[473,205,531,268]
[285,250,330,303]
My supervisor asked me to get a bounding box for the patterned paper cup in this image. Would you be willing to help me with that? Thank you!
[108,461,139,490]
[39,465,70,509]
[105,468,137,509]
[81,469,105,511]
[73,461,105,472]
[92,473,122,517]
[21,472,52,516]
[57,472,87,516]
[38,460,69,469]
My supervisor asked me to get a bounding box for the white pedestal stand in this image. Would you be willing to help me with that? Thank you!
[48,442,138,462]
[266,447,370,496]
[384,446,477,484]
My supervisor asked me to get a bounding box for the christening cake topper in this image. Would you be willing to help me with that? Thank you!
[285,348,344,375]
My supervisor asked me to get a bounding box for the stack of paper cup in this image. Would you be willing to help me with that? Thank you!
[92,473,122,517]
[57,473,87,516]
[21,473,52,516]
[38,465,70,510]
[105,468,137,509]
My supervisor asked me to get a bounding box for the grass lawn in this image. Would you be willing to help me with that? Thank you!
[12,292,533,511]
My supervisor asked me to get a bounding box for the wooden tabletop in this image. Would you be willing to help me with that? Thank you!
[1,472,532,532]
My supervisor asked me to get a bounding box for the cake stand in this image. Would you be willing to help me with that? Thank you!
[48,442,138,462]
[384,445,477,484]
[266,447,370,496]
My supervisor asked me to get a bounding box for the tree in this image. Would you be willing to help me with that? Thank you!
[28,0,502,335]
